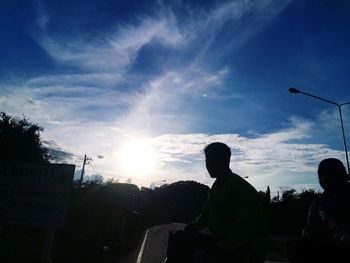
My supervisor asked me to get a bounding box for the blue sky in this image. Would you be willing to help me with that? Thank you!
[1,0,350,194]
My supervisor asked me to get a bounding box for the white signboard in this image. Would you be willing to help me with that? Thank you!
[0,162,75,228]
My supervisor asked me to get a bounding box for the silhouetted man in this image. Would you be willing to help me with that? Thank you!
[287,158,350,263]
[177,142,267,263]
[303,158,350,240]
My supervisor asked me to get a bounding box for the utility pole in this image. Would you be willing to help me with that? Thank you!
[79,154,92,187]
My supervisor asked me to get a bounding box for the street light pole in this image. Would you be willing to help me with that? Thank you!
[288,88,350,173]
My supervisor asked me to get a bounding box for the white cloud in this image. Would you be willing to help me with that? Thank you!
[1,80,345,193]
[185,0,292,63]
[148,117,344,192]
[37,11,185,73]
[26,73,124,88]
[36,1,50,30]
[2,0,341,193]
[118,66,231,134]
[20,0,293,135]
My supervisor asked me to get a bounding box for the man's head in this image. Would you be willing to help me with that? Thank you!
[204,142,231,178]
[318,158,348,192]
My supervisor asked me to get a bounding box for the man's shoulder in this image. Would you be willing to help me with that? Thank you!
[228,172,257,193]
[229,171,244,181]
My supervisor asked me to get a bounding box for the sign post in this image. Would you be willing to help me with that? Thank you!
[42,228,55,263]
[0,162,75,262]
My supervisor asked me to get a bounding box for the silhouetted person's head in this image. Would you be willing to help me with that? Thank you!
[318,158,348,192]
[204,142,231,179]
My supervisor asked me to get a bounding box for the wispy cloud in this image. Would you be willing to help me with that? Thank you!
[37,9,185,73]
[151,117,342,172]
[43,139,78,163]
[149,117,343,191]
[4,0,342,194]
[184,0,293,63]
[119,66,231,134]
[35,1,50,30]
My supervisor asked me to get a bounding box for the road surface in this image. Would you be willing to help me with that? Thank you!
[123,223,290,263]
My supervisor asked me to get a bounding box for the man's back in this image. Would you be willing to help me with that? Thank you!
[193,172,267,256]
[174,142,267,263]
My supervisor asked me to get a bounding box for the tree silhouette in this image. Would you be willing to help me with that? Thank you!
[281,188,297,203]
[268,188,320,236]
[0,112,50,162]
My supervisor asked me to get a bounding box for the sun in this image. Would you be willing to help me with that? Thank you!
[119,139,158,178]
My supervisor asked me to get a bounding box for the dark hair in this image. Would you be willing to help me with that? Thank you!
[318,158,347,190]
[204,142,231,165]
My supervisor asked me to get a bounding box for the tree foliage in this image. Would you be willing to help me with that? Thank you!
[53,180,209,262]
[0,112,50,162]
[268,188,321,236]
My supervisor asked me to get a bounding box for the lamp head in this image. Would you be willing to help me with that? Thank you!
[288,87,301,94]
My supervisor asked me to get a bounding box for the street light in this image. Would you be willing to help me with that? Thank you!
[288,87,350,173]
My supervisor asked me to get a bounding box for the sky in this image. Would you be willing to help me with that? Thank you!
[1,0,350,194]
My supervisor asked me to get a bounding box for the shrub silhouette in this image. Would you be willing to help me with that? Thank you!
[0,112,50,162]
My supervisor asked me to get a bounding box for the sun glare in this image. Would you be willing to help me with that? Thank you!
[119,139,158,178]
